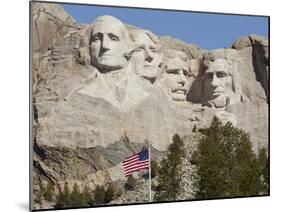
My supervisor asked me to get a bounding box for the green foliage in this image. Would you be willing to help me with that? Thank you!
[83,185,94,206]
[55,182,71,208]
[113,185,123,198]
[151,160,158,178]
[104,184,115,203]
[54,182,119,208]
[55,182,93,208]
[168,134,186,158]
[192,124,197,133]
[68,183,88,207]
[35,180,55,204]
[258,147,269,194]
[154,133,186,201]
[94,185,106,204]
[54,182,119,207]
[34,181,44,204]
[43,181,55,202]
[193,116,266,199]
[125,175,137,190]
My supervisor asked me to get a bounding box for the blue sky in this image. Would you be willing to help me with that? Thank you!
[61,3,268,50]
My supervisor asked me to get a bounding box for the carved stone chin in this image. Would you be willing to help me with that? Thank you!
[77,63,149,111]
[207,95,228,109]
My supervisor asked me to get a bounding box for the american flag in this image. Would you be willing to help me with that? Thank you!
[122,149,149,177]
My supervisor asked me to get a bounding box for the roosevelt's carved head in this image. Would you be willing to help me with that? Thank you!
[202,49,242,108]
[89,15,131,73]
[160,50,190,102]
[130,29,162,83]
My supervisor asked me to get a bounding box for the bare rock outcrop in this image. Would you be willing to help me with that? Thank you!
[232,34,269,102]
[32,3,77,52]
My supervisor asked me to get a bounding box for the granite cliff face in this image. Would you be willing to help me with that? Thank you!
[31,2,269,209]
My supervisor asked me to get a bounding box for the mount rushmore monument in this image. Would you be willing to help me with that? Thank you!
[32,3,268,209]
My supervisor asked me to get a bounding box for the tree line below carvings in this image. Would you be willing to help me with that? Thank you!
[34,116,269,207]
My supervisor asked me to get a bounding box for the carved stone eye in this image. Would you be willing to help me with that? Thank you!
[216,71,227,78]
[167,69,179,75]
[91,32,103,43]
[206,72,213,80]
[135,47,144,53]
[182,70,188,76]
[109,34,120,41]
[92,35,101,42]
[149,47,157,53]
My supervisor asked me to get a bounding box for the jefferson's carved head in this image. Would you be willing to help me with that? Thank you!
[202,49,242,108]
[89,16,131,73]
[161,50,190,102]
[130,29,162,83]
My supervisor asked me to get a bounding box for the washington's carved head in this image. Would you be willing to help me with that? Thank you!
[130,29,162,83]
[202,49,242,108]
[89,15,131,73]
[161,50,190,102]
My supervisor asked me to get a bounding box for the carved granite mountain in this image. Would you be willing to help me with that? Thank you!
[31,2,269,209]
[32,3,77,53]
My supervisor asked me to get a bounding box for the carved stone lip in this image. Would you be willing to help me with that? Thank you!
[101,54,114,57]
[144,64,153,68]
[212,90,224,95]
[173,88,187,94]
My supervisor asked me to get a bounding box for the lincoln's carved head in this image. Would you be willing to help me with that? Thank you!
[202,49,242,108]
[89,16,131,73]
[130,29,162,83]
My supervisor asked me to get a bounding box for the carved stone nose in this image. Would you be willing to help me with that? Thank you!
[211,75,219,88]
[145,56,153,63]
[178,80,185,86]
[101,37,111,51]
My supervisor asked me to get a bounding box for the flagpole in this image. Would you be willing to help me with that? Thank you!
[148,140,152,202]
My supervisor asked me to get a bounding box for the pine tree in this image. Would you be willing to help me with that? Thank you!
[34,181,44,204]
[69,183,87,207]
[43,181,55,202]
[234,132,262,196]
[154,134,186,201]
[94,185,105,204]
[151,160,158,178]
[104,184,115,203]
[258,147,269,194]
[83,185,94,206]
[192,124,197,133]
[193,117,226,198]
[125,175,137,190]
[55,182,71,208]
[193,116,265,199]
